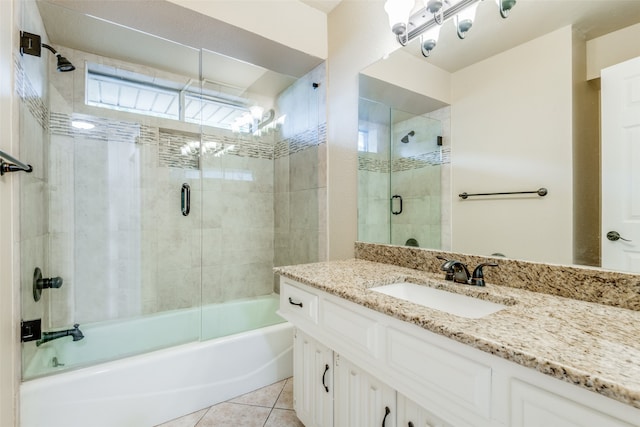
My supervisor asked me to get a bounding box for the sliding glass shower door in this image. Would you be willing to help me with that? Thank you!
[19,0,204,378]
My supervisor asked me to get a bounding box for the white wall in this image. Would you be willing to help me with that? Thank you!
[361,48,452,105]
[450,26,574,264]
[587,23,640,80]
[167,0,328,59]
[326,1,398,259]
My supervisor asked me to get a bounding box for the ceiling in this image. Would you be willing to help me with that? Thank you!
[299,0,343,14]
[401,0,640,72]
[36,0,318,102]
[34,0,640,98]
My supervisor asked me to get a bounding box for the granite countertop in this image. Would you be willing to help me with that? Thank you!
[275,259,640,410]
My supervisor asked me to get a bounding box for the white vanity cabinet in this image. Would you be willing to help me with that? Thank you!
[508,379,636,427]
[293,328,333,427]
[333,354,396,427]
[278,277,640,427]
[397,394,454,427]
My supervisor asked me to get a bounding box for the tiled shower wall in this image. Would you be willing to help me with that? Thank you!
[274,64,327,284]
[20,40,326,329]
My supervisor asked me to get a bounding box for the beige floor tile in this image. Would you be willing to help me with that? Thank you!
[155,408,207,427]
[274,377,294,410]
[264,408,305,427]
[228,379,287,407]
[196,402,271,427]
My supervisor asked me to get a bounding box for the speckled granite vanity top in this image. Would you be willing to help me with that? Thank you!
[275,259,640,410]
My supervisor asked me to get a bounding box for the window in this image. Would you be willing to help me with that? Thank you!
[85,63,252,132]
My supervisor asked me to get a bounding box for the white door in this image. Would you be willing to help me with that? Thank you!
[601,55,640,272]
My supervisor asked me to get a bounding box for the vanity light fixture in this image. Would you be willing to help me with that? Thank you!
[384,0,415,44]
[385,0,516,55]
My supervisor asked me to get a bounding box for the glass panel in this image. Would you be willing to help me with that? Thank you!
[390,110,443,249]
[358,98,392,244]
[357,97,445,249]
[19,1,202,379]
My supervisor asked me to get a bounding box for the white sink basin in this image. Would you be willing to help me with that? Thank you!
[371,282,507,319]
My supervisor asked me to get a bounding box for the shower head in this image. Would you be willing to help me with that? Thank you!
[19,31,76,72]
[401,130,415,143]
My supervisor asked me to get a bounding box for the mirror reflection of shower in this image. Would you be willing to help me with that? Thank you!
[400,130,415,143]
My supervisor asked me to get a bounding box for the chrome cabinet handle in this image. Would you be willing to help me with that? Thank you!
[181,183,190,216]
[607,231,631,242]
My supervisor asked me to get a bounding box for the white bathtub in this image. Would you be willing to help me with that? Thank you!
[20,296,293,427]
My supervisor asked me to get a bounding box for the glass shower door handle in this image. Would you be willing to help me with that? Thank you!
[391,195,403,215]
[181,183,190,216]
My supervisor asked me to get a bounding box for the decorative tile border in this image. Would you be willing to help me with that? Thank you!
[358,156,390,173]
[274,123,327,159]
[358,147,451,173]
[158,130,199,170]
[15,56,49,131]
[50,112,141,145]
[47,112,322,169]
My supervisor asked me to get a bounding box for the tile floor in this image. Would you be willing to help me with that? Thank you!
[156,377,304,427]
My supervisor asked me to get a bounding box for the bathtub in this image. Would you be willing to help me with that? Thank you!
[20,295,293,427]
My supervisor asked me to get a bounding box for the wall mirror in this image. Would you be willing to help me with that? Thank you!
[358,0,640,274]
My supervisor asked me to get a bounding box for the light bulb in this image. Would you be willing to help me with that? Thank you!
[420,25,441,57]
[456,1,479,39]
[384,0,415,36]
[496,0,516,18]
[424,0,442,14]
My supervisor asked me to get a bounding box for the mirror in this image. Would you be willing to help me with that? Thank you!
[358,0,640,273]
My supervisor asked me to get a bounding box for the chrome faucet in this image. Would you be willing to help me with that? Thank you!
[36,323,84,347]
[438,257,498,286]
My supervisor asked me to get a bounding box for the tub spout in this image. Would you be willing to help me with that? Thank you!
[36,323,84,347]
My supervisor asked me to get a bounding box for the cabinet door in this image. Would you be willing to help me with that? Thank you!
[334,354,396,427]
[396,394,454,427]
[293,328,333,427]
[511,380,635,427]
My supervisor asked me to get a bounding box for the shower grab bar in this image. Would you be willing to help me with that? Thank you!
[459,187,547,199]
[181,183,190,216]
[0,149,33,175]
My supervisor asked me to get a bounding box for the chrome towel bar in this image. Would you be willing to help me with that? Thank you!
[459,187,547,199]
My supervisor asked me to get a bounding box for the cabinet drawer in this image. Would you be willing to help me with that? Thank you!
[321,298,380,360]
[511,380,635,427]
[280,280,318,324]
[386,327,492,420]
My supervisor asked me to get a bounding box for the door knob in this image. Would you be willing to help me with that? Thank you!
[606,231,631,242]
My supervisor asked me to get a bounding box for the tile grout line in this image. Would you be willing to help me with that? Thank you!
[263,379,288,427]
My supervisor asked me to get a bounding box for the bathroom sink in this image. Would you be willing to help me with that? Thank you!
[371,282,506,319]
